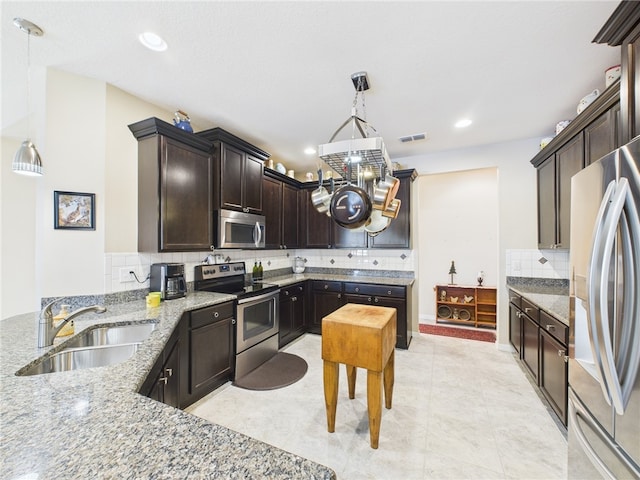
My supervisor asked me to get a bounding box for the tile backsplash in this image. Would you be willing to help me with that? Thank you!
[505,249,569,280]
[105,249,415,294]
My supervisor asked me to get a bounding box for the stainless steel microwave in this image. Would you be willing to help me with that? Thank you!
[215,209,265,249]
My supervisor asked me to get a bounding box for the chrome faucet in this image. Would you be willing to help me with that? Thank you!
[38,299,106,348]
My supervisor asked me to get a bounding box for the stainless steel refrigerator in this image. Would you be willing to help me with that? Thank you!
[568,135,640,479]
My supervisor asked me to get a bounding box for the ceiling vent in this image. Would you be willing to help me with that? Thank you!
[399,132,427,143]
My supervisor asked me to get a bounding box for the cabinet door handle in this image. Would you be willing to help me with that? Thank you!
[374,297,379,303]
[298,286,303,292]
[516,311,522,318]
[546,324,556,332]
[292,296,297,302]
[510,296,517,303]
[525,307,533,314]
[324,285,328,290]
[164,368,173,377]
[285,290,289,296]
[232,319,236,325]
[158,377,168,385]
[337,294,342,299]
[367,297,372,302]
[558,349,569,362]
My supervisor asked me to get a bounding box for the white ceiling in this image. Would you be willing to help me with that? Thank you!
[1,1,621,176]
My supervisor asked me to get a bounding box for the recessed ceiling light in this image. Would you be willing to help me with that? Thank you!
[455,118,472,128]
[138,31,167,52]
[304,147,317,155]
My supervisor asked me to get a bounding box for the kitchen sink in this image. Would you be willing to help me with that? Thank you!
[61,322,157,349]
[17,343,141,376]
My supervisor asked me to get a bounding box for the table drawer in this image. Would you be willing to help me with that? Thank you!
[540,310,568,345]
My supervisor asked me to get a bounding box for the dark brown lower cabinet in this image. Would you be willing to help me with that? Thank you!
[140,302,234,410]
[308,281,345,334]
[539,329,568,425]
[181,302,234,407]
[522,314,540,385]
[508,291,569,426]
[343,282,411,349]
[140,326,181,408]
[279,282,306,348]
[509,303,523,358]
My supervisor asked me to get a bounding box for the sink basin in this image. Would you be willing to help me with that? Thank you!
[61,322,157,349]
[17,343,141,376]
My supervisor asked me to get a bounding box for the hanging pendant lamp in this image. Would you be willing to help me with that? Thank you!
[12,18,44,177]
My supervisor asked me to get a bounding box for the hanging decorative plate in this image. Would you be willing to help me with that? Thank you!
[437,305,452,319]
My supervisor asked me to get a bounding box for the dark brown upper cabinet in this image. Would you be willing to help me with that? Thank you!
[299,169,416,249]
[197,127,269,214]
[129,117,214,252]
[262,171,299,249]
[593,1,640,144]
[531,83,620,250]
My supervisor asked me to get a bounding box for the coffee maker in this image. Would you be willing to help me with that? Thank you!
[150,263,187,300]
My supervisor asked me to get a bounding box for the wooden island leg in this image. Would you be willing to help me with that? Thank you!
[367,370,382,449]
[346,365,357,399]
[323,360,339,433]
[383,350,394,409]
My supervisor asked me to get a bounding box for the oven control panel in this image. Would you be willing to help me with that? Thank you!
[195,262,246,281]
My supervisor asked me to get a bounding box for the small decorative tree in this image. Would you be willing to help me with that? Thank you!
[448,261,457,284]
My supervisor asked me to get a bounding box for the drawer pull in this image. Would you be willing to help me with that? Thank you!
[285,290,289,296]
[374,297,379,303]
[164,368,173,377]
[337,294,342,299]
[558,349,569,363]
[516,311,522,318]
[368,297,373,302]
[525,307,534,314]
[324,285,329,290]
[158,377,168,385]
[387,290,392,295]
[355,287,360,293]
[213,312,219,318]
[546,324,556,332]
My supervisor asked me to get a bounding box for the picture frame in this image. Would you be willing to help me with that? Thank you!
[54,191,95,230]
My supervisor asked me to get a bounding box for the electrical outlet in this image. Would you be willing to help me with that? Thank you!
[119,267,136,283]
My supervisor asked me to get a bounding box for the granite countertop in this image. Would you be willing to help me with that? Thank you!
[0,292,336,479]
[267,271,415,288]
[506,278,570,325]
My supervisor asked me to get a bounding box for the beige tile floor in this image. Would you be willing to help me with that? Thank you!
[187,333,568,479]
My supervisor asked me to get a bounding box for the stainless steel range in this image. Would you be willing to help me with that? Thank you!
[194,262,280,379]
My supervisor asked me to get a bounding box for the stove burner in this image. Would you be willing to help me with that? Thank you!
[194,263,279,299]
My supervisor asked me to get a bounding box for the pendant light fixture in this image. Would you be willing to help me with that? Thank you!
[12,18,44,176]
[318,72,393,183]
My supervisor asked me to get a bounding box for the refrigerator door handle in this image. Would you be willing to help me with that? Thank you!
[569,389,640,479]
[587,180,617,404]
[616,180,640,412]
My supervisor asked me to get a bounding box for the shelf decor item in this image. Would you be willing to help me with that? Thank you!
[54,191,95,230]
[477,270,485,286]
[448,261,457,284]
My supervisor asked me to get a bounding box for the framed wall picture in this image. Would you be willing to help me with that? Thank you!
[54,191,95,230]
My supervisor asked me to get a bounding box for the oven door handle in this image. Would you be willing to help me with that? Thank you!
[237,289,280,305]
